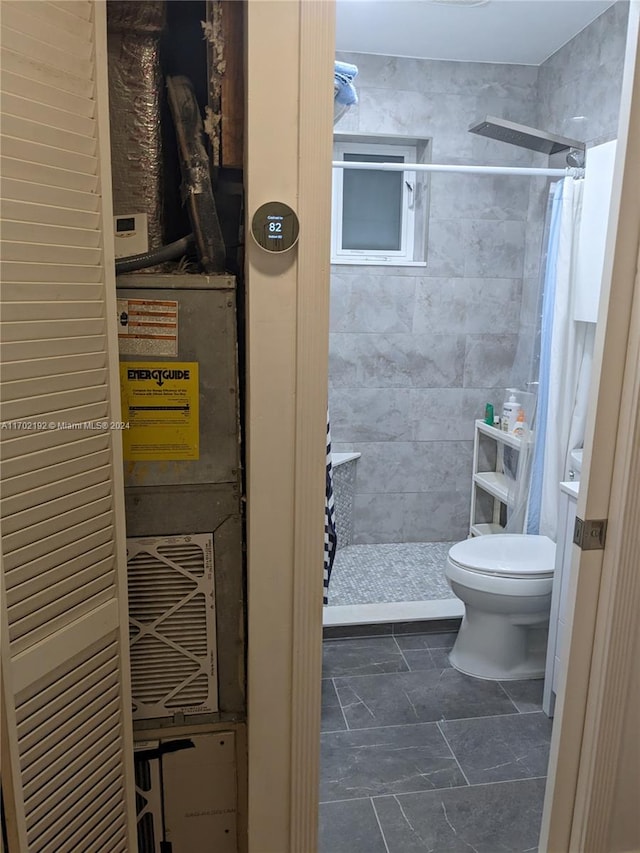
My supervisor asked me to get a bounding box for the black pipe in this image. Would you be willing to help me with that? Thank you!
[115,233,195,274]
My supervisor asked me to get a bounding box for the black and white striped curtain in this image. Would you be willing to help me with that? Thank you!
[324,413,337,605]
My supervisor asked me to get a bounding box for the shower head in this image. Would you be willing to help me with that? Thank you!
[469,116,585,156]
[566,147,586,168]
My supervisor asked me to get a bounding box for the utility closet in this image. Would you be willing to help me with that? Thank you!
[106,2,246,849]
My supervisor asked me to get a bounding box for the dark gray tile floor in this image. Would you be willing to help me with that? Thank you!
[320,632,552,853]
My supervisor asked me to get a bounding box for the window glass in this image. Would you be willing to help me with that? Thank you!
[341,153,404,251]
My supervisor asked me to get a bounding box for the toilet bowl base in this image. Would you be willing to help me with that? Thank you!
[448,647,546,681]
[448,609,548,681]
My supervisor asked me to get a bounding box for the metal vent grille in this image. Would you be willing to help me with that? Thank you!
[15,634,128,852]
[127,534,218,720]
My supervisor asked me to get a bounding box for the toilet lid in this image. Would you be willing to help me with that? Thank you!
[449,534,555,578]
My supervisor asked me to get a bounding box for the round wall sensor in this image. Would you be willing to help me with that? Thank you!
[251,201,300,253]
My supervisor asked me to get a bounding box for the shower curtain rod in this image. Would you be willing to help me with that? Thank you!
[332,161,584,178]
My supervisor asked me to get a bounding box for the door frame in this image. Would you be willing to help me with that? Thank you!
[244,1,335,851]
[244,2,640,851]
[540,5,640,850]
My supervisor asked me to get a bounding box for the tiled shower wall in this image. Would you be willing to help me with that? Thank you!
[513,1,629,389]
[330,3,628,545]
[537,1,629,147]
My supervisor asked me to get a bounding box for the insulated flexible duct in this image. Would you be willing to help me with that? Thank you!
[107,2,166,248]
[166,75,226,273]
[115,234,195,275]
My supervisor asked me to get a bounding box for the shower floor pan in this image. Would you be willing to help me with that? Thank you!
[325,542,464,627]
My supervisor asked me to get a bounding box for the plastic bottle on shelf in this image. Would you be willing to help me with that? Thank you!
[502,391,521,434]
[513,407,528,437]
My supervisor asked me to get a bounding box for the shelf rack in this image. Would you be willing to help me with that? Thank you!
[470,419,532,536]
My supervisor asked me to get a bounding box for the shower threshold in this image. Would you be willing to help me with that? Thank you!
[324,599,464,628]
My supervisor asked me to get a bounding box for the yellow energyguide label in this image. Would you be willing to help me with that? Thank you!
[120,361,199,461]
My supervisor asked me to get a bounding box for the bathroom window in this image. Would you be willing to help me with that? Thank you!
[331,137,428,265]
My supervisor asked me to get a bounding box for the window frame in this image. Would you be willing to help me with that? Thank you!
[331,140,417,265]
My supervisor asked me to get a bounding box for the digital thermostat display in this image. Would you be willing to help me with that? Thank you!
[116,216,136,233]
[251,201,300,253]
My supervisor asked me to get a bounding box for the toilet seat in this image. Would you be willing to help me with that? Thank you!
[448,534,555,579]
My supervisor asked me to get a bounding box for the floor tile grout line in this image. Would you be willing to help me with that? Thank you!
[332,676,351,731]
[324,708,545,733]
[436,719,472,787]
[329,664,453,680]
[439,708,548,725]
[515,709,546,715]
[320,708,549,740]
[496,679,524,714]
[318,775,550,805]
[370,797,392,853]
[392,635,413,671]
[319,795,373,804]
[324,634,457,649]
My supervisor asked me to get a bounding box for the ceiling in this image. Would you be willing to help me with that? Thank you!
[336,0,615,65]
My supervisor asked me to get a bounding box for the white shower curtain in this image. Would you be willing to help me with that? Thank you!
[537,178,594,541]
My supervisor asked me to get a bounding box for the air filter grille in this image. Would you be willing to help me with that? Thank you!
[134,742,162,853]
[127,534,218,720]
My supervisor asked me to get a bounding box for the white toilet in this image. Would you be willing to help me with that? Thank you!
[445,534,556,681]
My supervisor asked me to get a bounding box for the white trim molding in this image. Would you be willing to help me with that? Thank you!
[573,243,640,852]
[540,5,640,851]
[245,2,333,851]
[290,3,335,850]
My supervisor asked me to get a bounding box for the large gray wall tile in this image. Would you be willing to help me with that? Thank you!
[463,334,519,389]
[351,441,472,494]
[333,103,359,132]
[353,491,469,544]
[463,220,526,278]
[410,389,491,442]
[430,174,530,222]
[509,3,628,399]
[330,388,412,442]
[338,52,537,99]
[329,334,465,389]
[425,220,466,277]
[413,277,522,336]
[536,3,628,145]
[330,272,416,333]
[357,87,478,158]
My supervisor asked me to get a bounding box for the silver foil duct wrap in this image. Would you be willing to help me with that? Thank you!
[107,2,166,249]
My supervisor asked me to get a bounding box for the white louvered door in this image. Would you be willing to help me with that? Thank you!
[0,2,136,850]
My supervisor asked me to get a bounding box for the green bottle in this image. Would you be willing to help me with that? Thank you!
[484,403,494,425]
